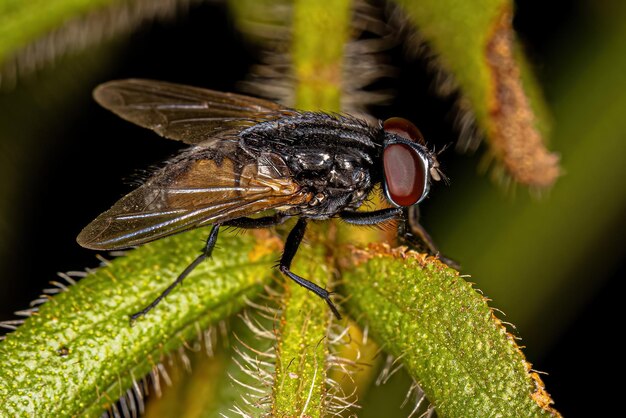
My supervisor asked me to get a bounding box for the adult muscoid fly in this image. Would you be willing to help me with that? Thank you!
[77,79,447,321]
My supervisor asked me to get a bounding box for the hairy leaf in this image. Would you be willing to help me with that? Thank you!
[341,244,560,417]
[0,229,280,417]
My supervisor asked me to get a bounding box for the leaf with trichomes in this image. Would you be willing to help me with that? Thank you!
[341,243,560,417]
[0,229,281,417]
[0,0,106,64]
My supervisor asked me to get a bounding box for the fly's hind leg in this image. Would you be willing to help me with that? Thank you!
[130,224,221,324]
[279,218,342,319]
[130,214,289,324]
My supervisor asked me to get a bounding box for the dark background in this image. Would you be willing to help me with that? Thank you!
[0,1,621,416]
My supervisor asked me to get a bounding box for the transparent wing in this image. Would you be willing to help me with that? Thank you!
[93,79,294,144]
[77,148,310,250]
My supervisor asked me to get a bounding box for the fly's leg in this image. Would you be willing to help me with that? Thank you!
[279,218,342,319]
[230,214,342,318]
[224,213,288,228]
[404,206,438,254]
[339,208,403,225]
[341,207,459,268]
[130,224,221,324]
[130,214,289,324]
[402,206,460,269]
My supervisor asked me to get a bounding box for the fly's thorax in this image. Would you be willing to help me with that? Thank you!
[295,163,373,218]
[239,111,382,217]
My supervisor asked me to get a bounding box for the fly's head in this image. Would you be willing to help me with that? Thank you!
[381,117,445,208]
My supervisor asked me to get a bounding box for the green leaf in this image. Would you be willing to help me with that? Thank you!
[341,244,559,417]
[0,0,191,85]
[0,229,280,417]
[431,7,626,349]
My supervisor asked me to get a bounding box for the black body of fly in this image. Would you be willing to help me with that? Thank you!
[77,79,448,321]
[240,112,382,218]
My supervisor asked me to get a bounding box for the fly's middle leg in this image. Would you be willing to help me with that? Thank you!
[279,218,341,319]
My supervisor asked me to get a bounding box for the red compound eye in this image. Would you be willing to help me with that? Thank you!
[383,143,426,207]
[383,117,425,144]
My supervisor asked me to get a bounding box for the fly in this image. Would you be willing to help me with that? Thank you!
[77,79,448,321]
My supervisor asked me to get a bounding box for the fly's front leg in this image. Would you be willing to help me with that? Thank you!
[339,207,403,225]
[278,218,341,319]
[342,207,459,268]
[130,224,221,324]
[402,206,460,269]
[402,206,438,254]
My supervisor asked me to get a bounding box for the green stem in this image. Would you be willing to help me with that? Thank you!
[292,0,352,111]
[271,238,333,417]
[267,1,353,415]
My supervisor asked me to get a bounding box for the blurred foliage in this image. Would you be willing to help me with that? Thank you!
[431,0,626,353]
[1,0,624,416]
[394,0,560,187]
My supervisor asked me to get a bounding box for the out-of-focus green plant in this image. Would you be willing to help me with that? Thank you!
[2,0,623,416]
